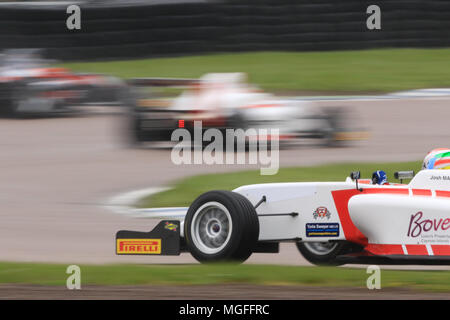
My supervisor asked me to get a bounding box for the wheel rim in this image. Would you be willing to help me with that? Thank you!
[191,201,233,254]
[303,242,338,255]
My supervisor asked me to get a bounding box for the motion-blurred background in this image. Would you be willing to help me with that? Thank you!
[1,0,448,60]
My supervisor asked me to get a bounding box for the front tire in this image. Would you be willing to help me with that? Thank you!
[184,190,259,263]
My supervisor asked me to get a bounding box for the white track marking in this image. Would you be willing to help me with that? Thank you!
[292,88,450,102]
[394,88,450,97]
[132,207,188,220]
[103,187,188,219]
[104,187,167,214]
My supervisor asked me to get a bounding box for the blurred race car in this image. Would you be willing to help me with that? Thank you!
[127,73,366,147]
[116,168,450,265]
[0,49,126,116]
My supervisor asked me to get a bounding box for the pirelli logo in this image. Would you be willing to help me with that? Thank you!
[116,239,161,254]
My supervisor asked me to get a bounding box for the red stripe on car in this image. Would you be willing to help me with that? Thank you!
[405,245,428,255]
[412,189,432,196]
[431,245,450,255]
[364,244,404,255]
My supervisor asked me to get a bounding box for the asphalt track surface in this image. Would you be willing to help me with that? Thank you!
[1,98,450,268]
[1,284,449,300]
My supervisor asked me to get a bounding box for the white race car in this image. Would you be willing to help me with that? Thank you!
[0,49,126,116]
[128,73,366,147]
[117,168,450,265]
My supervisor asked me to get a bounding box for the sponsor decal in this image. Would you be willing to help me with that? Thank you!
[164,222,178,232]
[430,175,450,181]
[313,206,331,220]
[306,223,340,237]
[407,211,450,238]
[116,239,161,254]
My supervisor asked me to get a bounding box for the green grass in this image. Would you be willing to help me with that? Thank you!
[0,262,449,291]
[138,161,421,208]
[60,49,450,93]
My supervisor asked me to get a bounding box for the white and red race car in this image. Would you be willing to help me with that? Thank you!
[128,73,366,147]
[0,49,126,116]
[116,168,450,265]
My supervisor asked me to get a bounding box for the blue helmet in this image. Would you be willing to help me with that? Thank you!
[372,170,388,185]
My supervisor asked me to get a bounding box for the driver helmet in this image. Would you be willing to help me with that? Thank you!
[422,148,450,170]
[372,170,388,185]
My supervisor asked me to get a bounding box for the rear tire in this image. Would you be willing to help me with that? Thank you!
[131,115,146,144]
[296,241,361,266]
[184,190,259,263]
[1,83,21,117]
[322,107,348,148]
